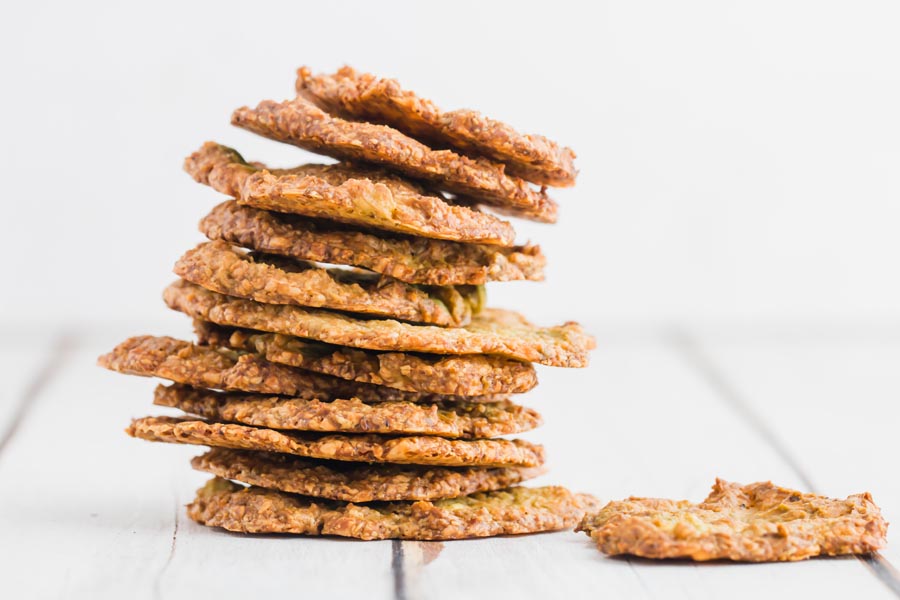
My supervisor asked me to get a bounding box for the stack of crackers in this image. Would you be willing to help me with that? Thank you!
[99,66,600,540]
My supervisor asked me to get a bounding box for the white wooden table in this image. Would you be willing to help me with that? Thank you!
[1,323,897,599]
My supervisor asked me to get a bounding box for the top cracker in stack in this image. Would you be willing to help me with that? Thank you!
[99,66,599,540]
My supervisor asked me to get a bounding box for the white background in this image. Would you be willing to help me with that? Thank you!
[2,0,899,331]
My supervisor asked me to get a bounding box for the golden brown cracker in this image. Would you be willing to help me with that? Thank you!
[188,477,599,540]
[165,280,595,367]
[127,416,545,467]
[297,66,577,187]
[577,479,888,561]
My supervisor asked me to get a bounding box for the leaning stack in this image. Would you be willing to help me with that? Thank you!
[99,66,599,540]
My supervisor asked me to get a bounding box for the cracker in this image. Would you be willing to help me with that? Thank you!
[196,321,537,396]
[191,448,544,502]
[126,416,545,467]
[577,479,888,561]
[155,384,541,439]
[165,280,595,367]
[187,477,599,539]
[296,66,577,187]
[231,98,558,222]
[175,240,481,327]
[98,336,506,403]
[200,201,544,285]
[185,142,515,245]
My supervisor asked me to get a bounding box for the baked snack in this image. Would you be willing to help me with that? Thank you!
[175,240,482,326]
[196,321,537,396]
[98,336,505,403]
[155,384,541,439]
[231,98,558,222]
[188,477,600,539]
[164,280,595,367]
[186,142,515,245]
[191,448,544,502]
[296,66,577,187]
[577,479,889,561]
[199,201,545,285]
[127,416,545,467]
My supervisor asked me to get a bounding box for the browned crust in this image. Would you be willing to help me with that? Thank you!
[200,201,545,286]
[187,477,600,540]
[98,336,507,403]
[185,142,516,245]
[191,448,545,502]
[126,416,545,467]
[577,479,889,562]
[174,240,481,327]
[196,321,537,396]
[155,384,541,439]
[297,66,577,187]
[164,280,596,367]
[231,98,558,223]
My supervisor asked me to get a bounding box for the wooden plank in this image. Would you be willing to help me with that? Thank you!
[0,332,394,599]
[403,338,894,599]
[685,331,900,585]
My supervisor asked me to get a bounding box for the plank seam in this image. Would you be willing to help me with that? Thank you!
[392,540,407,600]
[0,333,76,459]
[668,328,900,598]
[153,494,180,600]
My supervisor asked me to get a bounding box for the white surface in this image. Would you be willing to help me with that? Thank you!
[2,0,900,328]
[0,328,896,599]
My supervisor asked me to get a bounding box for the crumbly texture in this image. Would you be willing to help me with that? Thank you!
[185,142,515,245]
[191,448,545,502]
[196,322,537,396]
[296,66,577,187]
[187,477,600,540]
[98,336,506,403]
[165,280,595,367]
[127,416,545,467]
[577,479,889,562]
[174,240,481,327]
[155,384,541,439]
[231,98,558,223]
[200,201,545,285]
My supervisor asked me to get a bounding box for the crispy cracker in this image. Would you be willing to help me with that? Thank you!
[165,280,595,367]
[188,477,599,539]
[174,240,481,326]
[155,384,541,439]
[127,416,545,467]
[297,66,577,187]
[196,321,537,396]
[98,336,505,403]
[231,98,558,223]
[200,201,544,285]
[185,142,515,245]
[191,448,544,502]
[577,479,888,562]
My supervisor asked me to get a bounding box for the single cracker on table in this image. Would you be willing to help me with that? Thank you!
[231,97,558,223]
[577,479,888,562]
[296,66,577,187]
[98,336,506,403]
[175,240,482,327]
[196,321,538,396]
[155,384,542,439]
[191,447,545,502]
[127,416,545,467]
[188,477,600,540]
[185,142,515,245]
[200,201,545,286]
[165,280,595,367]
